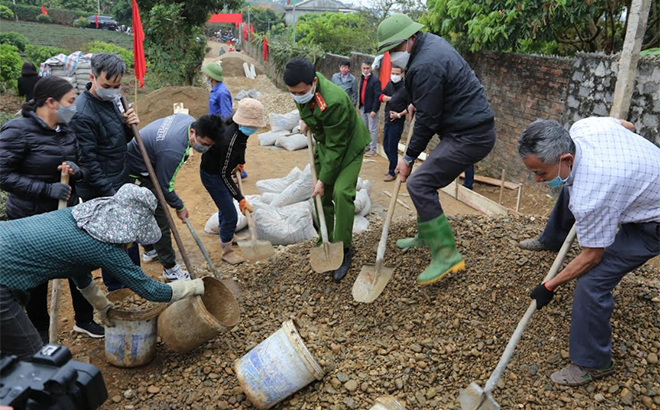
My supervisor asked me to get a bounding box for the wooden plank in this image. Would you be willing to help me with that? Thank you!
[458,173,520,190]
[440,181,508,215]
[383,190,411,210]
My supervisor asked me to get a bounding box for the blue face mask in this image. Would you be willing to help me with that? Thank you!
[290,83,316,104]
[544,162,570,188]
[239,126,258,136]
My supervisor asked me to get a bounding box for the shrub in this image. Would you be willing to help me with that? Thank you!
[73,16,88,28]
[0,190,7,221]
[0,31,29,52]
[0,44,22,93]
[0,4,13,19]
[36,14,52,24]
[25,44,69,66]
[85,41,133,66]
[6,4,86,24]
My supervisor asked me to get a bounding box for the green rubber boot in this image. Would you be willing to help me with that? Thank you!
[416,214,465,286]
[396,217,426,249]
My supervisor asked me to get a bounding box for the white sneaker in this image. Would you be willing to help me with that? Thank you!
[163,264,191,281]
[142,250,159,263]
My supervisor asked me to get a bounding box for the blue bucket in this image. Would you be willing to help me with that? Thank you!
[234,320,324,409]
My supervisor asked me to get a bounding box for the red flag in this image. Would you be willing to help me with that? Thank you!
[40,5,47,14]
[380,52,392,90]
[263,36,268,61]
[94,14,99,28]
[250,24,254,33]
[243,24,248,40]
[132,0,146,88]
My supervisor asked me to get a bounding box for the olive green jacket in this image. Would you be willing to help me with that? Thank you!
[297,73,370,186]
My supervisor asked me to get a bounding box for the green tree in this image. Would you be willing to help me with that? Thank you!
[0,44,22,94]
[138,0,243,27]
[423,0,660,55]
[242,5,284,33]
[293,12,377,55]
[112,0,132,25]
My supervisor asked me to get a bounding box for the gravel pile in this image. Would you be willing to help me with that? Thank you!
[104,215,660,410]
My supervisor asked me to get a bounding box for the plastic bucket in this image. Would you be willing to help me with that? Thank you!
[370,396,407,410]
[158,277,240,353]
[104,289,166,368]
[233,320,324,409]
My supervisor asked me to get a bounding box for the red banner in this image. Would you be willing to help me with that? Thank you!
[263,36,268,61]
[243,23,248,40]
[208,13,243,24]
[41,5,47,14]
[132,0,146,88]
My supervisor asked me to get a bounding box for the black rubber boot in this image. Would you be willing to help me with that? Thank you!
[332,248,353,282]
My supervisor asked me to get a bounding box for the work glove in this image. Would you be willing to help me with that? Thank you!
[169,278,205,302]
[530,282,554,310]
[78,281,114,327]
[64,161,83,181]
[47,182,71,201]
[239,198,253,214]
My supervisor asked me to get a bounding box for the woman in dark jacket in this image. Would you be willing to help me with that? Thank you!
[17,62,41,102]
[0,76,104,341]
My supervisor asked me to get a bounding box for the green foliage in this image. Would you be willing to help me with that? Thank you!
[112,0,132,26]
[36,14,53,23]
[144,3,208,86]
[2,3,88,24]
[25,44,69,66]
[641,48,660,57]
[0,190,7,221]
[422,0,636,55]
[73,16,88,27]
[0,20,132,51]
[264,36,326,74]
[0,31,29,51]
[0,4,14,19]
[86,41,133,66]
[137,0,243,27]
[292,12,377,55]
[0,44,22,94]
[47,7,87,25]
[242,6,284,33]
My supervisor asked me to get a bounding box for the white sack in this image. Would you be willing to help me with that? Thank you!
[275,133,307,151]
[268,110,300,133]
[258,130,288,147]
[270,164,312,208]
[353,215,370,234]
[256,167,302,194]
[253,204,317,245]
[203,200,247,234]
[354,189,371,216]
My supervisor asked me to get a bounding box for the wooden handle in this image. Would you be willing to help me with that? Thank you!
[120,97,194,278]
[235,170,259,246]
[305,131,331,245]
[49,170,70,343]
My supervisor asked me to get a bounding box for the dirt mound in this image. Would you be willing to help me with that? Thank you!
[137,86,209,125]
[219,53,263,78]
[97,215,660,409]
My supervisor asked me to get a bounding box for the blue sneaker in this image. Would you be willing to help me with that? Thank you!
[241,170,248,179]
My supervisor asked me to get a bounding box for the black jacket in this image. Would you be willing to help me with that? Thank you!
[405,32,494,159]
[17,74,40,102]
[70,84,134,200]
[358,74,382,113]
[381,80,410,125]
[200,121,247,202]
[0,111,83,219]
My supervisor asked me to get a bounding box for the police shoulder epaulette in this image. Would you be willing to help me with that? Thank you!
[315,92,327,112]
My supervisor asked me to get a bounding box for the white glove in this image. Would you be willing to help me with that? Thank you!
[169,278,205,302]
[78,281,114,327]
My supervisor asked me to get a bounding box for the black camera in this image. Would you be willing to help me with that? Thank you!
[0,344,107,410]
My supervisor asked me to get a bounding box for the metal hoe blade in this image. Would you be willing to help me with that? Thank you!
[310,241,343,273]
[458,383,500,410]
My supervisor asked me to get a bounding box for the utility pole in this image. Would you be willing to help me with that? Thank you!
[248,5,251,41]
[12,0,17,21]
[97,0,100,16]
[292,0,296,46]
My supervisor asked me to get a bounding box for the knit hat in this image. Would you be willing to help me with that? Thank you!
[233,98,266,128]
[202,62,224,82]
[72,184,161,245]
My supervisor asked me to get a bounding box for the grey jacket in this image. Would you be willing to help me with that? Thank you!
[126,114,195,210]
[331,72,358,106]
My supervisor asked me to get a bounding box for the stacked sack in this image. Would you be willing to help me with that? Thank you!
[257,110,308,152]
[204,166,373,245]
[39,52,93,95]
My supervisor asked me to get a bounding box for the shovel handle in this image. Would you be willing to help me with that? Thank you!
[375,120,416,268]
[235,170,259,247]
[184,219,222,280]
[49,170,70,343]
[483,224,577,393]
[305,131,331,245]
[120,97,195,279]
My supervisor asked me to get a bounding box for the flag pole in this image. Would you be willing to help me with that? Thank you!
[134,77,138,114]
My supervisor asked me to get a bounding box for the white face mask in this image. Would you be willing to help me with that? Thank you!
[390,74,402,84]
[362,70,371,77]
[390,39,412,69]
[291,83,316,104]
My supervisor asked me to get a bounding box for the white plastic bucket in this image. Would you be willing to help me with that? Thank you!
[233,320,324,409]
[370,396,407,410]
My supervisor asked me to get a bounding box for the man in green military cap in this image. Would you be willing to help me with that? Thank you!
[283,57,371,282]
[377,14,497,286]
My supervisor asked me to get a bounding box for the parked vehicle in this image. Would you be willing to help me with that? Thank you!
[87,15,118,30]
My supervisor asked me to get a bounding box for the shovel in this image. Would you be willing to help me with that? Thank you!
[235,170,275,261]
[48,169,70,343]
[458,224,577,410]
[305,131,344,273]
[352,120,415,303]
[184,219,244,297]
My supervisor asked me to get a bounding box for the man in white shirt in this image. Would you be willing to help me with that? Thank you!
[517,117,660,386]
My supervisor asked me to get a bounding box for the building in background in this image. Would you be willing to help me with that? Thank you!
[284,0,354,25]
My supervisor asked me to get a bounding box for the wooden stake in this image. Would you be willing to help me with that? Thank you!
[498,169,506,204]
[516,184,523,213]
[383,190,411,210]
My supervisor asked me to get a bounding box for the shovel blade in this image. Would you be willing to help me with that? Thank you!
[458,383,500,410]
[352,264,394,303]
[310,242,343,273]
[238,240,275,261]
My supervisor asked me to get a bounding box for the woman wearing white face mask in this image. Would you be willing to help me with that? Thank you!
[378,65,409,182]
[0,76,106,341]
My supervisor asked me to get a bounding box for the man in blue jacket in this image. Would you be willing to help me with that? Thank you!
[126,114,222,281]
[358,60,382,157]
[377,14,497,286]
